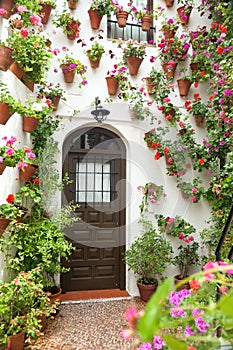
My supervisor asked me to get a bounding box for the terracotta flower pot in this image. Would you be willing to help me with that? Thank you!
[177,6,192,25]
[0,217,10,236]
[88,9,103,30]
[62,70,76,83]
[1,0,14,19]
[141,15,152,31]
[39,3,53,24]
[0,102,13,125]
[137,282,158,302]
[162,62,177,80]
[23,116,40,133]
[51,96,61,111]
[0,46,14,71]
[177,79,192,97]
[194,114,205,126]
[145,77,157,95]
[190,62,199,72]
[162,27,177,39]
[7,331,25,350]
[10,62,34,92]
[19,164,38,182]
[0,163,7,175]
[164,0,174,7]
[126,57,143,75]
[68,0,78,10]
[87,51,101,68]
[116,11,128,28]
[46,286,62,306]
[66,22,79,40]
[105,76,119,95]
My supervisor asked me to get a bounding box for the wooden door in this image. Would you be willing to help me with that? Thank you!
[61,128,126,291]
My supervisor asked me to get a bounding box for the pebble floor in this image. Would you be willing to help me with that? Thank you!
[26,297,144,350]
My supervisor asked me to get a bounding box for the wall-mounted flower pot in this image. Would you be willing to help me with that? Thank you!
[68,0,78,10]
[162,62,177,80]
[126,57,143,75]
[129,105,137,120]
[23,116,40,133]
[0,102,13,125]
[66,22,79,40]
[0,46,14,71]
[116,11,128,28]
[62,70,75,83]
[0,163,7,175]
[7,331,25,350]
[19,164,38,182]
[145,77,157,95]
[177,6,192,25]
[105,76,119,95]
[1,0,14,19]
[0,217,10,236]
[164,0,174,7]
[87,51,101,68]
[88,9,103,30]
[10,62,34,92]
[194,114,205,126]
[141,15,152,31]
[177,79,192,97]
[51,96,61,111]
[39,4,53,24]
[190,62,199,72]
[162,28,176,39]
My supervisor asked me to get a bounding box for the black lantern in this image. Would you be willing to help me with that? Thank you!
[91,97,110,123]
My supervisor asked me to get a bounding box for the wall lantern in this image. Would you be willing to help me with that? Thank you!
[91,97,110,123]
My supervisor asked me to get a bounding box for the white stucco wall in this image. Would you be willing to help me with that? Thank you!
[0,0,211,295]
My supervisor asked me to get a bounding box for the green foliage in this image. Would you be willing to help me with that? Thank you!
[173,242,201,278]
[138,182,164,214]
[124,219,173,284]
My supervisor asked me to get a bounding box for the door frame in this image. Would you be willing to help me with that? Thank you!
[62,126,126,290]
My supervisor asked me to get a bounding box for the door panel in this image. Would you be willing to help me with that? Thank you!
[61,128,126,292]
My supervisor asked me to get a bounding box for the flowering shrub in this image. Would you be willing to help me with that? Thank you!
[137,182,164,213]
[0,194,25,219]
[121,262,233,350]
[0,136,36,170]
[158,34,190,63]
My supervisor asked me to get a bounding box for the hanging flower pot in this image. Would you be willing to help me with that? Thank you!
[162,28,176,39]
[0,163,7,175]
[39,3,53,24]
[190,62,199,72]
[129,104,137,120]
[10,62,34,92]
[164,0,174,7]
[1,0,14,19]
[68,0,78,10]
[145,77,157,95]
[23,116,40,133]
[177,79,192,97]
[0,46,14,71]
[116,11,128,28]
[88,9,103,30]
[0,217,10,236]
[162,62,177,80]
[62,69,76,83]
[105,77,119,95]
[194,114,205,127]
[19,164,38,182]
[66,22,80,40]
[177,6,192,25]
[141,15,152,31]
[86,50,101,68]
[7,331,25,350]
[51,96,61,111]
[0,102,13,125]
[126,57,143,75]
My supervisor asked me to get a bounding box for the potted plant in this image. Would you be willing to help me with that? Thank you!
[0,194,26,236]
[85,34,105,69]
[111,0,133,28]
[131,6,156,31]
[118,39,147,75]
[0,40,15,72]
[7,29,53,86]
[0,268,54,348]
[88,0,113,29]
[38,0,56,24]
[176,0,194,25]
[126,86,155,122]
[137,182,164,213]
[177,176,205,202]
[173,241,201,289]
[0,81,18,125]
[52,10,81,40]
[59,54,87,85]
[124,219,173,301]
[144,68,164,95]
[38,82,66,111]
[67,0,78,10]
[105,62,128,95]
[159,17,179,39]
[188,93,210,126]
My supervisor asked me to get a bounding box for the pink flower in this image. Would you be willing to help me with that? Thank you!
[0,156,3,163]
[17,161,28,170]
[17,5,28,12]
[125,306,138,328]
[20,28,29,38]
[191,196,197,202]
[192,188,198,193]
[5,148,14,156]
[0,8,7,15]
[120,329,133,340]
[27,152,36,159]
[178,232,184,239]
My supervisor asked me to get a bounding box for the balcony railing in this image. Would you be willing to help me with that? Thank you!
[107,19,156,43]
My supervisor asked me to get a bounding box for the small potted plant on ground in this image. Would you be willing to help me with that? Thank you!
[173,241,201,289]
[124,219,173,302]
[52,10,81,40]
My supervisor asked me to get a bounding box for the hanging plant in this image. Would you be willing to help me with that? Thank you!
[52,10,81,39]
[137,182,164,213]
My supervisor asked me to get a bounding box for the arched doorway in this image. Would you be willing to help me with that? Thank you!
[61,127,126,291]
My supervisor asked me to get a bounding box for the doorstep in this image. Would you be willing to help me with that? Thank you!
[61,289,131,303]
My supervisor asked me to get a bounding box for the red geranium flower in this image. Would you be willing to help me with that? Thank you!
[6,194,15,203]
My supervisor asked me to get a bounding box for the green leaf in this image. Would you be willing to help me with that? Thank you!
[162,335,187,350]
[137,278,173,341]
[217,288,233,318]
